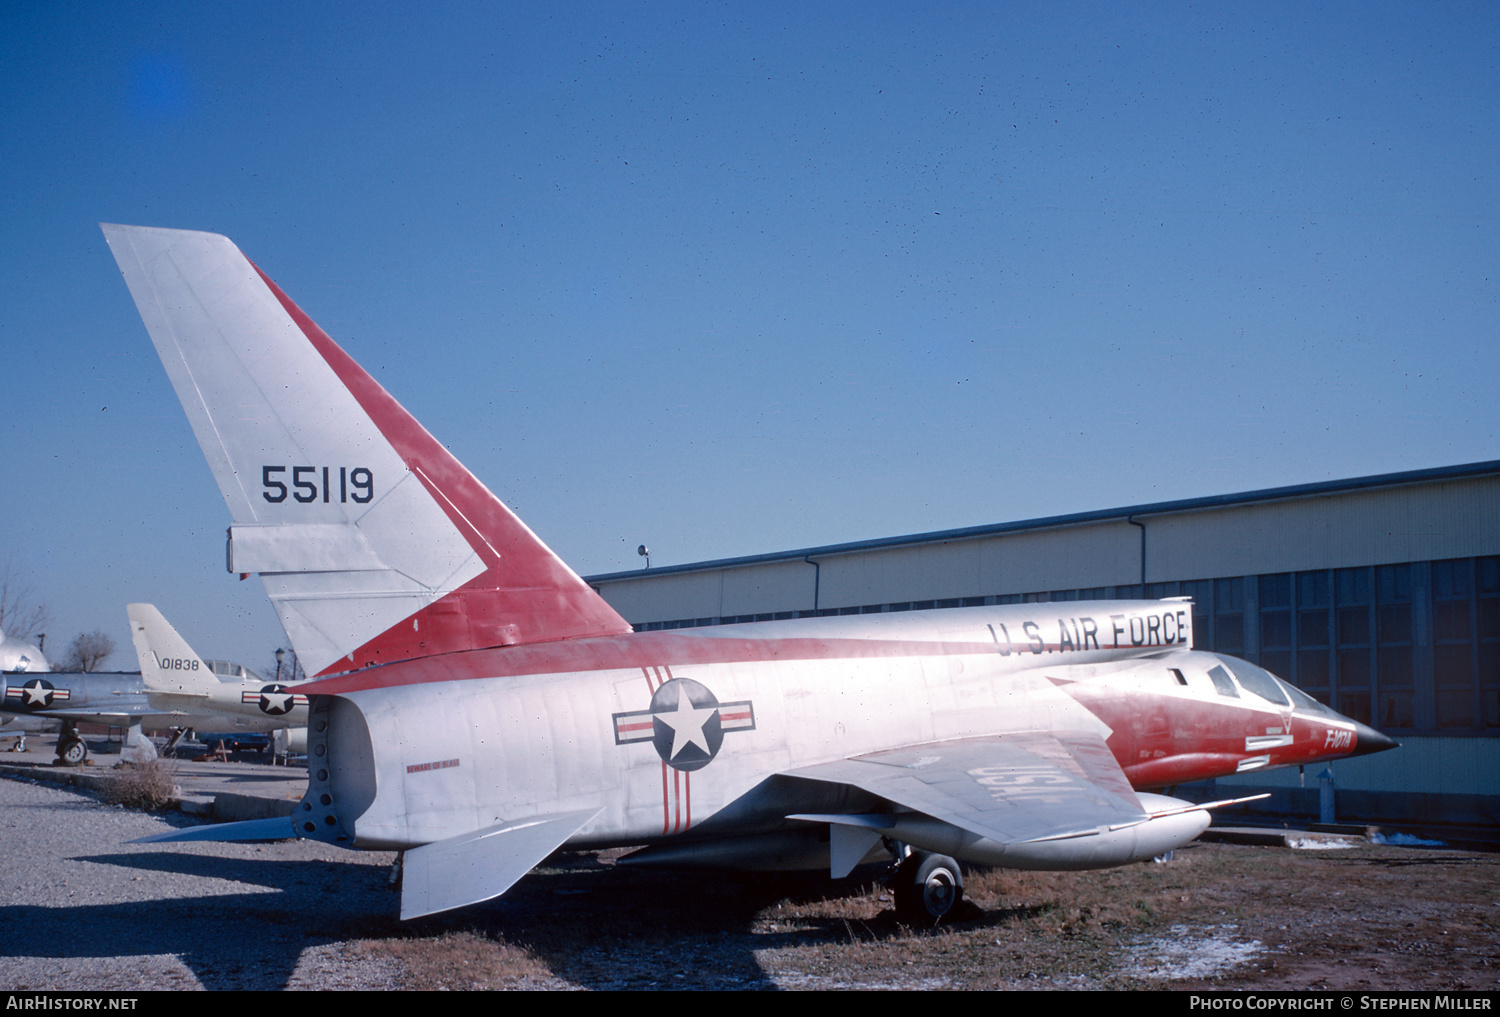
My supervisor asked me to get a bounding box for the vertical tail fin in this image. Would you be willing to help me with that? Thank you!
[129,603,216,696]
[104,225,632,677]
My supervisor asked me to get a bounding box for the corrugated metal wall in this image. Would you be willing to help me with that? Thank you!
[594,474,1500,624]
[1146,478,1500,580]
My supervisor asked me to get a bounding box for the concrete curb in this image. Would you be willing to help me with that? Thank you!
[0,761,300,822]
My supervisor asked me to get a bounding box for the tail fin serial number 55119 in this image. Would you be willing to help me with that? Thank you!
[262,465,373,504]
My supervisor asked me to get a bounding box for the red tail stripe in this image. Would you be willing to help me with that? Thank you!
[246,259,632,674]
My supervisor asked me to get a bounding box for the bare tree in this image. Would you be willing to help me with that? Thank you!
[55,630,115,672]
[0,558,50,643]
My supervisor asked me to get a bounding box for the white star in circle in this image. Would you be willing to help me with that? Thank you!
[261,689,294,714]
[655,684,719,762]
[23,682,51,707]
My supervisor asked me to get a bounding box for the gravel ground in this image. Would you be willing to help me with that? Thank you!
[3,773,1495,991]
[0,776,402,990]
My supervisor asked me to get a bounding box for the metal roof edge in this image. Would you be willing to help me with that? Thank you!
[584,459,1500,584]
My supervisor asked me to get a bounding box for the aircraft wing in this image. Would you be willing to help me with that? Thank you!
[784,731,1149,857]
[0,689,160,724]
[11,706,158,722]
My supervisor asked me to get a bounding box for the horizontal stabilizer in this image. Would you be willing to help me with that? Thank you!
[131,815,297,843]
[400,809,600,920]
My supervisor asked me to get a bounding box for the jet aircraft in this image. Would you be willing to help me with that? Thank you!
[0,629,49,675]
[0,605,309,763]
[129,603,309,755]
[0,631,59,749]
[105,224,1397,923]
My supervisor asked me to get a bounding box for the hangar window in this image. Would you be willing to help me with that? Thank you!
[1376,564,1414,729]
[1258,573,1292,680]
[1179,580,1211,646]
[1336,568,1374,725]
[1214,578,1245,656]
[1297,571,1331,703]
[1433,558,1477,728]
[1481,557,1500,728]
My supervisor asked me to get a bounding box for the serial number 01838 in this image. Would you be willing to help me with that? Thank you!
[263,466,373,504]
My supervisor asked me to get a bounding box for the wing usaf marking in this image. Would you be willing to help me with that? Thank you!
[105,224,1399,923]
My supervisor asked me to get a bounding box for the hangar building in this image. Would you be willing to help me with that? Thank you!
[586,461,1500,836]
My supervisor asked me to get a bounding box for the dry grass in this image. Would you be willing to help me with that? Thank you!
[345,841,1500,990]
[101,759,179,811]
[362,931,558,990]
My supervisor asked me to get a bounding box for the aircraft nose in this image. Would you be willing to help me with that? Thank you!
[1348,720,1399,758]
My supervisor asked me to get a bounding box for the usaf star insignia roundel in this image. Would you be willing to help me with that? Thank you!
[257,684,295,715]
[241,684,306,716]
[613,677,756,772]
[5,678,67,710]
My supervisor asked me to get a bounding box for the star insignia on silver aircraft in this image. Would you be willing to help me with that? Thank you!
[611,676,756,772]
[5,678,67,710]
[654,684,720,762]
[241,684,306,716]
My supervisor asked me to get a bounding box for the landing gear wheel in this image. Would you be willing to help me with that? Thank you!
[58,738,88,765]
[893,851,963,924]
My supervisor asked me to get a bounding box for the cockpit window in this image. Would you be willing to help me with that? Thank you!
[206,659,262,683]
[1278,677,1336,717]
[1216,655,1290,706]
[1206,665,1239,698]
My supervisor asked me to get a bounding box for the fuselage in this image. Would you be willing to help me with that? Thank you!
[0,670,309,734]
[295,600,1376,853]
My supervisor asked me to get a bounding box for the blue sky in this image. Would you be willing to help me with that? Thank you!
[2,2,1496,671]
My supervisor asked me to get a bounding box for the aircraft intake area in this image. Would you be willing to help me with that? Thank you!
[587,460,1500,839]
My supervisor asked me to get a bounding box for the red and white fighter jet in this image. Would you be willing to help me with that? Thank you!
[104,225,1397,922]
